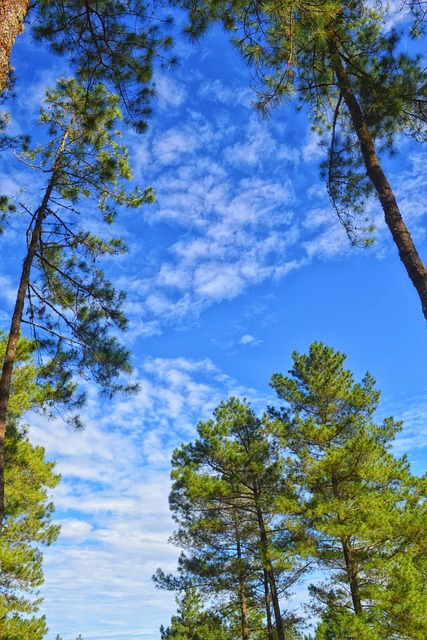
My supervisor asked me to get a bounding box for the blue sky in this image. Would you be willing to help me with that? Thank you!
[1,7,427,639]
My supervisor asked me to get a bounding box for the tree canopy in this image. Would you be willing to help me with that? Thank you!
[156,397,306,640]
[0,76,154,524]
[0,0,426,635]
[0,0,176,131]
[0,334,60,639]
[159,343,427,639]
[176,0,427,320]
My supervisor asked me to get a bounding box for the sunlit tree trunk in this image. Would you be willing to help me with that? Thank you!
[263,568,274,640]
[341,536,363,615]
[332,475,363,615]
[0,79,144,527]
[0,0,29,94]
[327,29,427,322]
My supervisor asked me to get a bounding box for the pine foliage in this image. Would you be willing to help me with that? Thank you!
[159,343,427,640]
[0,336,60,639]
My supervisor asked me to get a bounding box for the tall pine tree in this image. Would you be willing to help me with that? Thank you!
[0,0,176,131]
[157,398,305,640]
[269,342,427,639]
[0,77,154,525]
[177,0,427,321]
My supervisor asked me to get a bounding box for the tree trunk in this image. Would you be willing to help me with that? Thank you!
[331,477,363,615]
[234,512,250,640]
[263,568,275,640]
[255,504,286,640]
[0,171,57,526]
[341,535,363,615]
[327,30,427,323]
[0,0,30,94]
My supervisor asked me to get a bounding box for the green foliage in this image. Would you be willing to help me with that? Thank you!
[0,337,61,639]
[28,77,153,217]
[404,0,427,36]
[158,397,306,640]
[177,0,427,246]
[31,0,176,132]
[160,588,232,640]
[0,421,60,639]
[162,343,427,639]
[0,193,16,236]
[270,342,427,638]
[0,333,77,420]
[16,77,154,399]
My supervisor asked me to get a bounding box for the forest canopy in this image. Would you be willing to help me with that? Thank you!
[157,343,427,639]
[0,0,426,638]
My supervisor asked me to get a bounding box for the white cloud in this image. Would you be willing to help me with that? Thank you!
[303,223,350,260]
[0,274,19,306]
[198,78,251,106]
[152,128,200,164]
[155,75,187,109]
[194,262,246,300]
[152,118,217,166]
[5,17,427,640]
[26,355,269,639]
[393,401,427,464]
[239,333,262,346]
[224,116,299,169]
[302,128,324,162]
[56,518,94,542]
[303,206,334,230]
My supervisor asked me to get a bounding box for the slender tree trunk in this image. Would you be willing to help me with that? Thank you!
[0,171,57,526]
[327,30,427,322]
[0,0,30,95]
[341,535,363,615]
[255,504,285,640]
[234,512,250,640]
[331,478,363,615]
[263,568,275,640]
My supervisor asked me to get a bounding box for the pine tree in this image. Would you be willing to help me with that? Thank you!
[269,342,427,639]
[177,0,427,321]
[0,334,60,639]
[157,398,305,640]
[0,77,154,525]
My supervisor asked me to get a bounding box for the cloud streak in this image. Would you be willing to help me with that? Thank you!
[27,355,269,640]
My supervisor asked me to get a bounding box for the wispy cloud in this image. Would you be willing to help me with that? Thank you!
[5,23,427,640]
[198,77,251,106]
[28,355,268,639]
[155,75,187,110]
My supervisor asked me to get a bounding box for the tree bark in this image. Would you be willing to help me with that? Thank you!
[0,0,30,95]
[234,512,250,640]
[341,535,363,615]
[327,30,427,323]
[255,503,286,640]
[0,171,57,526]
[331,477,363,615]
[263,567,275,640]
